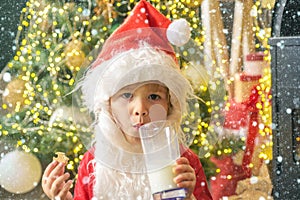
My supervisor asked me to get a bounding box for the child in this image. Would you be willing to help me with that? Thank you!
[42,0,212,199]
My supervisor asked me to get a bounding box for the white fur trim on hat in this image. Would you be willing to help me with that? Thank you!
[79,45,193,116]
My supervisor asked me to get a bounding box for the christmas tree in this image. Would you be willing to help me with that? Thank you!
[0,0,222,194]
[0,0,115,174]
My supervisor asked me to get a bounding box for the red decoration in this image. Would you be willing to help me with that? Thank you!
[211,84,263,198]
[241,86,261,177]
[223,99,248,130]
[246,52,264,61]
[239,73,261,81]
[210,156,247,199]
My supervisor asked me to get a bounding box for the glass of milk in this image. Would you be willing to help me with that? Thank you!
[139,120,186,199]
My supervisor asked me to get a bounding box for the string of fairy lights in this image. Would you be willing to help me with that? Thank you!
[0,0,273,176]
[252,0,273,161]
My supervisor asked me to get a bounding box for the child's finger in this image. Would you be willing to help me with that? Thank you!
[45,162,66,190]
[43,160,59,178]
[173,171,196,198]
[174,171,195,184]
[57,180,73,199]
[42,161,60,194]
[176,157,190,165]
[176,179,193,188]
[55,173,71,186]
[50,173,70,196]
[173,161,194,175]
[49,162,65,177]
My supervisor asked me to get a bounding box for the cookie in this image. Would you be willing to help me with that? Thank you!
[53,152,69,164]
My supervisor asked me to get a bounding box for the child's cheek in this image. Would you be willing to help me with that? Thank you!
[149,104,168,121]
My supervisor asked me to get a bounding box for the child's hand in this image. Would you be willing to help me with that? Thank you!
[42,160,73,200]
[173,157,196,200]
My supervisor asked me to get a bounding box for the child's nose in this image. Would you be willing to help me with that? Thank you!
[133,98,148,116]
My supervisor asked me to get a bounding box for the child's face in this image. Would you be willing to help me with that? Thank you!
[110,82,169,144]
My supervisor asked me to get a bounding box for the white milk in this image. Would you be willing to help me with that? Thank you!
[148,162,177,194]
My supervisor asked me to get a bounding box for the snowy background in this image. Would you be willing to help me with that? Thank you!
[0,0,27,71]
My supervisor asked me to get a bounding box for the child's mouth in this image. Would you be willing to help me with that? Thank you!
[133,123,144,129]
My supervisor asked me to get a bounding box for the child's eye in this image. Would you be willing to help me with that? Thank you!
[148,94,161,100]
[122,93,133,99]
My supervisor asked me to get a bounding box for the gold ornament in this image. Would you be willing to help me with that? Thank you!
[2,78,26,110]
[65,50,86,69]
[64,39,83,53]
[64,40,86,69]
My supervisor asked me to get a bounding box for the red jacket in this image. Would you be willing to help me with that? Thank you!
[74,149,212,200]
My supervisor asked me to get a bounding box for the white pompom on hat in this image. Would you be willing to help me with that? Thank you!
[167,18,191,46]
[80,0,192,115]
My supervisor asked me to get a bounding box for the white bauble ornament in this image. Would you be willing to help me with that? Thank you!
[0,150,42,194]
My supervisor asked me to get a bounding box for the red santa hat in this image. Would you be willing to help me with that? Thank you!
[92,0,191,67]
[80,0,192,114]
